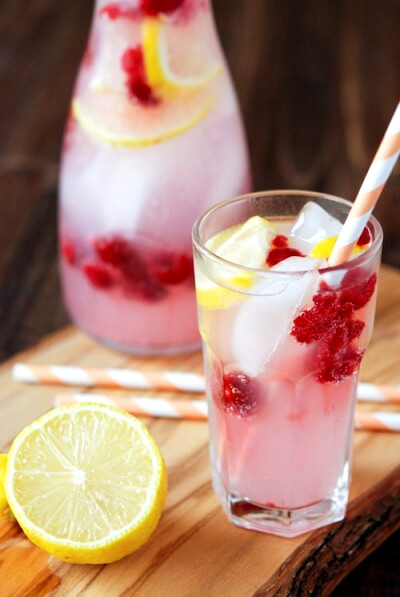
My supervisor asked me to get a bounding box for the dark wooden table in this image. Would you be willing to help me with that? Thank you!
[0,1,399,595]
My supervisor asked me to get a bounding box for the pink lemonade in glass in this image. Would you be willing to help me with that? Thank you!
[193,191,382,537]
[59,0,250,354]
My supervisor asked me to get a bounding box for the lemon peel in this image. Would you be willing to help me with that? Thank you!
[0,454,10,518]
[4,404,167,564]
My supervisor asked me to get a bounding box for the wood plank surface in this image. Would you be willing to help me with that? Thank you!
[1,0,400,594]
[0,264,399,596]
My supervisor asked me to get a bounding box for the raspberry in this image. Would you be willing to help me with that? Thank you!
[127,79,158,105]
[339,273,377,311]
[266,235,304,267]
[91,235,166,301]
[318,279,330,292]
[291,292,338,344]
[121,46,159,106]
[316,345,364,384]
[266,247,304,267]
[357,226,371,246]
[345,318,365,341]
[339,266,369,289]
[292,282,369,384]
[100,3,139,20]
[150,252,194,285]
[272,234,289,248]
[61,240,76,266]
[83,263,114,288]
[122,269,166,301]
[93,236,133,268]
[139,0,186,16]
[121,46,144,77]
[119,248,166,301]
[212,370,262,417]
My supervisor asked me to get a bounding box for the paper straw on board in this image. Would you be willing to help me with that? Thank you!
[12,362,206,393]
[357,382,400,404]
[54,393,400,432]
[353,411,400,432]
[329,102,400,266]
[55,393,208,421]
[13,363,400,404]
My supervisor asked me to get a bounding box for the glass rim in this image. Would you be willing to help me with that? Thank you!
[192,189,383,276]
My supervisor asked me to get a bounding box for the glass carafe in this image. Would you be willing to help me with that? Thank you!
[59,0,251,354]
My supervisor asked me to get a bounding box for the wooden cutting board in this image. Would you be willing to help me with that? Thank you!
[0,264,399,597]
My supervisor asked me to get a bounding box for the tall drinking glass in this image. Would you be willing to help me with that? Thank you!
[192,191,382,537]
[59,0,251,355]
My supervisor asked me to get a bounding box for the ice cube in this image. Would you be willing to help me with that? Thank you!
[272,256,327,273]
[232,258,322,377]
[254,256,327,295]
[289,202,342,254]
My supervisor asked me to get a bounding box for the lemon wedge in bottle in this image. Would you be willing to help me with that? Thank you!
[142,18,222,97]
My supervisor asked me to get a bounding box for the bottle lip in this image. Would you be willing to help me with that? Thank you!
[192,189,383,278]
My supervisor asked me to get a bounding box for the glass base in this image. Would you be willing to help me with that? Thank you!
[214,478,349,538]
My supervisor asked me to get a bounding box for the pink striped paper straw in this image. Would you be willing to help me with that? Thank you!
[354,411,400,432]
[329,102,400,266]
[12,362,205,393]
[55,393,208,421]
[13,363,400,404]
[54,393,400,432]
[357,382,400,404]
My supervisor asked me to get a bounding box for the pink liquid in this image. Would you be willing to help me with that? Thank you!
[59,0,251,353]
[209,358,357,510]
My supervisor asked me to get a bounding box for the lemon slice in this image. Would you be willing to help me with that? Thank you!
[207,216,278,268]
[309,236,365,259]
[73,89,212,147]
[4,404,167,564]
[195,216,277,310]
[195,274,251,310]
[142,18,221,96]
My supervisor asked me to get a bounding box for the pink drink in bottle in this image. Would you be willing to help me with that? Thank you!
[59,0,251,354]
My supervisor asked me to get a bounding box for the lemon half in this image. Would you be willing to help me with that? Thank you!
[4,404,167,564]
